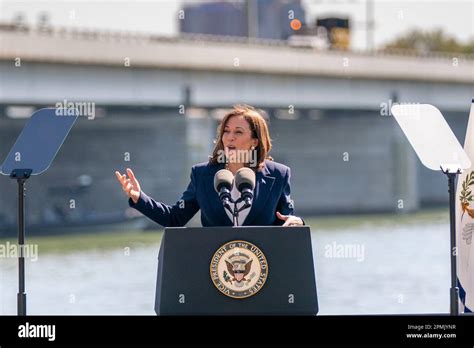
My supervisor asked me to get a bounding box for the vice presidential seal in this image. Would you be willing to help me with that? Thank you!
[210,240,268,299]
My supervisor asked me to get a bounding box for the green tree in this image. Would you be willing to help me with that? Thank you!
[383,28,474,55]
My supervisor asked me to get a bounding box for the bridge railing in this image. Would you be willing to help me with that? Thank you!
[1,22,473,62]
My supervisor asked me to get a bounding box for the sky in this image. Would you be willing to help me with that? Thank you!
[0,0,472,50]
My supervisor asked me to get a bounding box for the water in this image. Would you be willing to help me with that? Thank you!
[0,222,451,315]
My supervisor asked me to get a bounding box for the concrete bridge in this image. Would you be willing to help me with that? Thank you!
[0,26,473,233]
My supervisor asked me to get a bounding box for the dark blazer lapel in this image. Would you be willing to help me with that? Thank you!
[203,163,233,226]
[242,163,275,226]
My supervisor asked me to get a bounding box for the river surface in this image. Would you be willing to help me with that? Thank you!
[0,222,451,315]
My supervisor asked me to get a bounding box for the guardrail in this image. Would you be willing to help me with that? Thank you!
[1,22,472,62]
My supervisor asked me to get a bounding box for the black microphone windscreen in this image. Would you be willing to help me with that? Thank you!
[235,167,256,191]
[214,169,234,192]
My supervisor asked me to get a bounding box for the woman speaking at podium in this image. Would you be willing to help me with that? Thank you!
[115,105,304,227]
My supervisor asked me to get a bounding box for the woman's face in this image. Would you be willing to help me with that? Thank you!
[222,116,258,158]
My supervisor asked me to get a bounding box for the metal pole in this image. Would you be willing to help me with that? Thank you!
[447,172,459,315]
[17,178,27,316]
[233,202,239,227]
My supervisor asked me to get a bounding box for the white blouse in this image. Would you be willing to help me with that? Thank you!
[225,183,253,226]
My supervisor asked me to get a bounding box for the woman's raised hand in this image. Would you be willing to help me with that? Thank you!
[115,168,141,204]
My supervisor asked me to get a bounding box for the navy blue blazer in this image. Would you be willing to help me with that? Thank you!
[128,160,296,227]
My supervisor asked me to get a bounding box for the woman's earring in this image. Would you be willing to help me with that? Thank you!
[251,146,255,150]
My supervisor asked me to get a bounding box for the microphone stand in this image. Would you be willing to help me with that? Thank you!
[223,197,252,226]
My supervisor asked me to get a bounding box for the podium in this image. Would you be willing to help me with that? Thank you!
[154,226,318,315]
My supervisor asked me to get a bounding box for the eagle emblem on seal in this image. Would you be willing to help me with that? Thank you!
[210,240,268,299]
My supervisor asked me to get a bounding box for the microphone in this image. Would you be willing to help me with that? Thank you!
[234,167,256,207]
[214,169,234,210]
